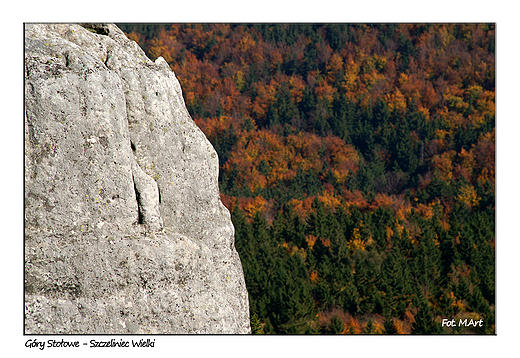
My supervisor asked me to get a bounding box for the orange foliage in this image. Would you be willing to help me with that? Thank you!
[251,80,278,120]
[416,203,434,220]
[288,75,306,103]
[220,193,235,211]
[473,129,495,188]
[324,136,360,183]
[345,315,362,334]
[317,309,363,334]
[454,147,475,182]
[317,190,342,212]
[433,150,456,182]
[342,190,368,210]
[288,197,316,221]
[321,238,332,247]
[127,31,144,44]
[306,235,318,250]
[128,23,493,152]
[314,81,336,103]
[241,196,268,218]
[386,88,407,112]
[237,32,256,53]
[221,129,358,196]
[368,193,395,211]
[393,319,406,334]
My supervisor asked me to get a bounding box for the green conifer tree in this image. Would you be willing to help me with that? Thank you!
[383,316,398,334]
[328,315,345,334]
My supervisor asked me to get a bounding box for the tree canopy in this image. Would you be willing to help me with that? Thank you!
[119,23,495,334]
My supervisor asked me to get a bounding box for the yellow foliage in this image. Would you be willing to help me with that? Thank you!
[417,106,430,120]
[238,33,256,52]
[457,184,480,209]
[342,61,360,92]
[433,235,440,247]
[438,24,455,47]
[395,219,404,237]
[386,88,407,112]
[450,292,466,312]
[352,226,361,241]
[398,72,409,85]
[318,190,342,211]
[348,226,367,251]
[362,71,386,90]
[394,320,405,334]
[385,226,394,240]
[234,70,245,92]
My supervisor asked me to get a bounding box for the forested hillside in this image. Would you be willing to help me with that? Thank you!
[118,23,495,334]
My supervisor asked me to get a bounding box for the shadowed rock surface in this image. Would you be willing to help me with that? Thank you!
[24,23,250,334]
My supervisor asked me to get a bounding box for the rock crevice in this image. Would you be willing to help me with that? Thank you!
[131,158,163,232]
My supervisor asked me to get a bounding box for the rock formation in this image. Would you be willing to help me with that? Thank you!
[24,23,251,334]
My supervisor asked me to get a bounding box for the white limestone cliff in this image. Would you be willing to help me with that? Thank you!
[24,23,251,334]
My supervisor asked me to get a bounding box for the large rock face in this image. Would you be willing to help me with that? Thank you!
[24,23,251,334]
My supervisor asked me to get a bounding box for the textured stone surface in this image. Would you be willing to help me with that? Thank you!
[24,23,250,334]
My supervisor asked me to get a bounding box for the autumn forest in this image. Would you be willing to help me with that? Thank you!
[118,23,495,334]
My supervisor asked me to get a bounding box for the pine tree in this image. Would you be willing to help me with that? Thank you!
[250,312,265,334]
[363,319,378,334]
[383,316,398,334]
[330,316,345,334]
[411,297,441,334]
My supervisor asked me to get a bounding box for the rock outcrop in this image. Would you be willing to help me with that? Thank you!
[24,23,251,334]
